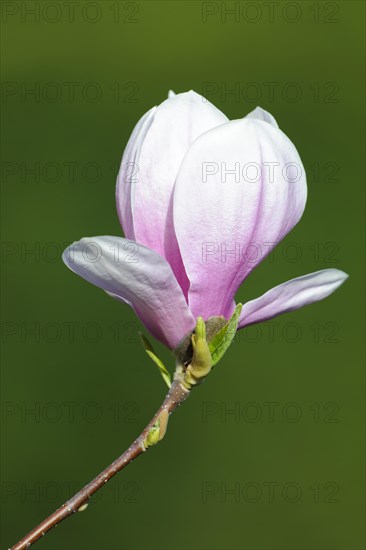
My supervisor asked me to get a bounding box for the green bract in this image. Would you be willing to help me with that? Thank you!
[208,304,242,366]
[139,333,171,388]
[140,305,243,390]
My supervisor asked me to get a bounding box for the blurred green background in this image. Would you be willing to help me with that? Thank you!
[1,1,365,549]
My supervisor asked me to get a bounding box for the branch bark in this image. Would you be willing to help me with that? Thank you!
[10,380,190,550]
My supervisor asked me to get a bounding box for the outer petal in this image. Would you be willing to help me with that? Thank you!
[62,236,195,349]
[173,117,307,320]
[116,91,228,294]
[116,106,157,240]
[245,106,279,128]
[238,269,348,328]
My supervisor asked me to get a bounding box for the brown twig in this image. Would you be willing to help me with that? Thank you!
[10,380,190,550]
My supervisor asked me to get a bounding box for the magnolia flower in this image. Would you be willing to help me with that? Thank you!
[63,91,348,354]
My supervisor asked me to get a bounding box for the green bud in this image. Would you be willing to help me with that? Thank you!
[143,410,170,449]
[174,316,228,366]
[174,307,243,390]
[144,420,160,448]
[183,317,213,389]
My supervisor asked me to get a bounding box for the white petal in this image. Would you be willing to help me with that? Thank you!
[116,107,157,240]
[245,106,279,128]
[131,91,228,255]
[173,117,307,320]
[239,269,349,327]
[117,90,228,295]
[62,236,195,349]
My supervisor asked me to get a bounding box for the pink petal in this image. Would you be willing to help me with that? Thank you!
[62,236,195,349]
[239,269,349,327]
[116,91,228,294]
[173,116,307,320]
[116,106,156,240]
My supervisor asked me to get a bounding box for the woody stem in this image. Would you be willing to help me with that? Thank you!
[10,380,190,550]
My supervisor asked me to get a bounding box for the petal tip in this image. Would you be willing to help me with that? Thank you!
[245,106,279,128]
[333,269,349,283]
